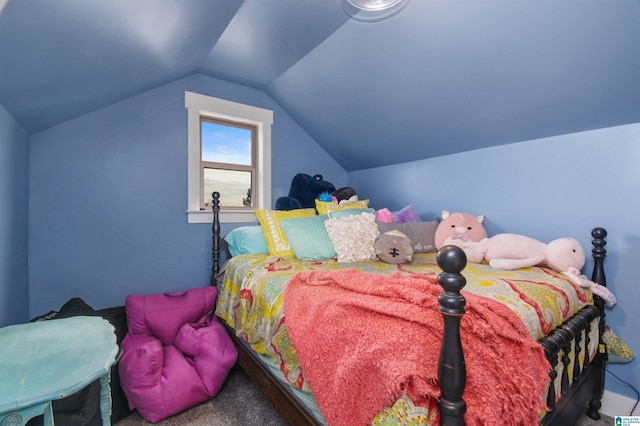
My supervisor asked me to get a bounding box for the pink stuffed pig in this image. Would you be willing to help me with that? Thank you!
[434,211,487,263]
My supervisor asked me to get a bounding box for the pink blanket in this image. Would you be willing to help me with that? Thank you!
[284,270,550,426]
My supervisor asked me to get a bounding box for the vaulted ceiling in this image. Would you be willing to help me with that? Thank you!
[1,0,639,171]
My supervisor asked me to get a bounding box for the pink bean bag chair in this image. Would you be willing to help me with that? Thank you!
[118,286,237,423]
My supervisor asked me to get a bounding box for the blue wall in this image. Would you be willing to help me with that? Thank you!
[0,104,30,326]
[28,74,346,316]
[349,124,640,402]
[7,67,638,404]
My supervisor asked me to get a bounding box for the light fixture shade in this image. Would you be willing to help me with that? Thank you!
[343,0,408,22]
[346,0,404,11]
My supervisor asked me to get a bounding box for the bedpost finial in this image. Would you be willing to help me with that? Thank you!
[212,192,220,211]
[591,227,607,241]
[590,227,607,289]
[591,227,607,258]
[437,245,467,274]
[437,245,468,302]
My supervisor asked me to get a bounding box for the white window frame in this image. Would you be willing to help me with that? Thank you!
[185,91,272,223]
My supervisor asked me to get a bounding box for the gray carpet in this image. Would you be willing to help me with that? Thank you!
[115,365,613,425]
[115,365,285,426]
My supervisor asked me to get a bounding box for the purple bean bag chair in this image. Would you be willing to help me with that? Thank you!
[118,286,237,423]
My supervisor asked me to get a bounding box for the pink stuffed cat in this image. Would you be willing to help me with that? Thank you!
[434,211,487,263]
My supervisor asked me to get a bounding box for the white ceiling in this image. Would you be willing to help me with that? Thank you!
[1,0,639,171]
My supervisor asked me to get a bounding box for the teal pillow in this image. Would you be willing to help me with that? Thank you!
[224,226,269,257]
[280,215,337,260]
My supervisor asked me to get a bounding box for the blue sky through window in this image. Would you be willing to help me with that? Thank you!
[201,120,253,207]
[201,121,251,165]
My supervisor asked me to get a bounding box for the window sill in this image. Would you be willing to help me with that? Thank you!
[186,209,258,224]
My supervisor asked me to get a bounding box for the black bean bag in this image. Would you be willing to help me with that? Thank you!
[27,298,131,426]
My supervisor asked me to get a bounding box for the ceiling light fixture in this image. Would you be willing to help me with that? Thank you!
[343,0,408,22]
[346,0,404,11]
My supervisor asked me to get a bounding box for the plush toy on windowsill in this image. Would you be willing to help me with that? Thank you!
[433,211,488,263]
[460,233,617,307]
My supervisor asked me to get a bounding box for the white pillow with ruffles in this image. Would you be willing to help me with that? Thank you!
[324,212,379,263]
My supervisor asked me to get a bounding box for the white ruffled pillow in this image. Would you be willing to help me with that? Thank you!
[324,212,379,262]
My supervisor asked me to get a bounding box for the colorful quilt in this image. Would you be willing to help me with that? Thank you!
[214,253,594,424]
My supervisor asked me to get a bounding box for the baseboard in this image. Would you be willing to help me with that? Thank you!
[601,390,639,417]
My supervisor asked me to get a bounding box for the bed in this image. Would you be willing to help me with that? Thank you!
[209,192,608,425]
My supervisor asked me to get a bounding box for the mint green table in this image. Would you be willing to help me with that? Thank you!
[0,316,119,426]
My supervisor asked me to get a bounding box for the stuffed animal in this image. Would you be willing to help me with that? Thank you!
[332,187,358,203]
[375,205,421,223]
[375,230,414,264]
[275,174,335,210]
[376,208,393,222]
[393,205,421,223]
[563,267,617,308]
[433,211,487,263]
[461,233,616,307]
[466,233,585,271]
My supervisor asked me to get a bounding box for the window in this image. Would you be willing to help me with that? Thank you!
[185,91,273,224]
[200,118,256,210]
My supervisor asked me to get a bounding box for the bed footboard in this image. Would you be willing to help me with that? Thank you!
[540,227,608,425]
[539,305,603,425]
[436,229,608,426]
